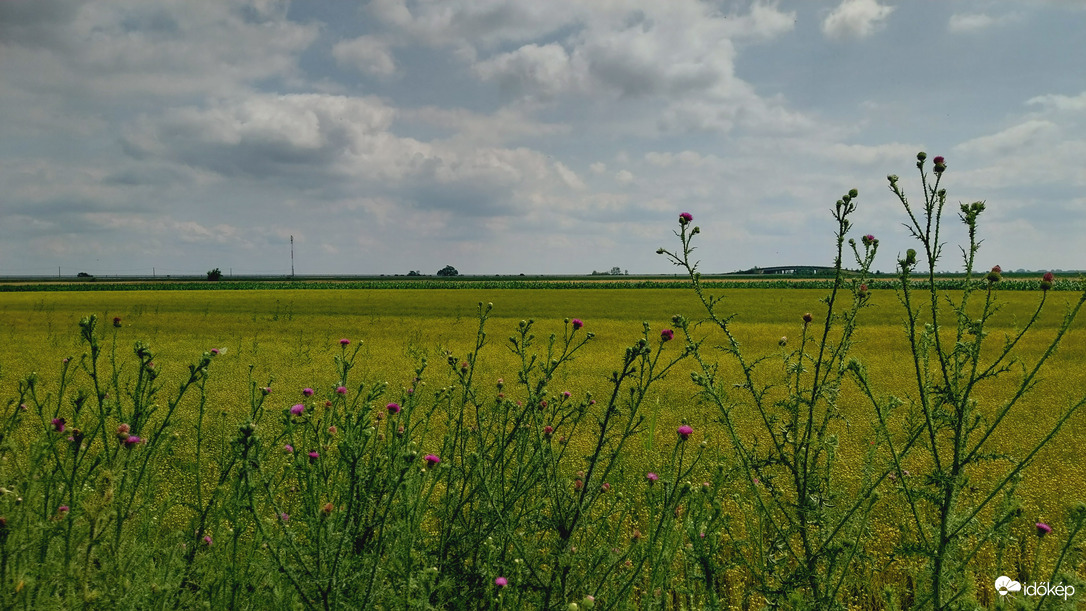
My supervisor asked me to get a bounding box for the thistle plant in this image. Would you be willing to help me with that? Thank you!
[658,194,883,608]
[864,153,1086,609]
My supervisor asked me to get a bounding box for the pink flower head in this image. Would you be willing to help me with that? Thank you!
[280,512,289,523]
[562,391,571,399]
[290,404,305,416]
[677,425,693,441]
[261,387,271,396]
[543,425,554,438]
[646,472,659,483]
[327,425,338,435]
[58,505,70,515]
[933,156,945,165]
[116,423,131,438]
[386,402,401,415]
[124,435,142,447]
[862,234,876,246]
[210,348,220,356]
[1043,272,1055,283]
[494,576,508,587]
[660,329,674,342]
[991,265,1002,274]
[1037,522,1052,537]
[302,388,314,397]
[336,386,347,395]
[283,444,294,454]
[203,535,213,546]
[339,338,350,346]
[571,318,583,331]
[51,418,66,433]
[423,454,441,467]
[308,451,319,463]
[679,212,693,225]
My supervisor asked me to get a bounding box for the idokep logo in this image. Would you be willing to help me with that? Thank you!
[995,575,1076,601]
[994,576,1021,596]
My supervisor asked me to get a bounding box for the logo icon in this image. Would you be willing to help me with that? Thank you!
[995,576,1022,596]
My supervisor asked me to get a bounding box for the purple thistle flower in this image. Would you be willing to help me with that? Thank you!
[302,388,314,397]
[124,435,142,447]
[660,329,674,342]
[423,454,441,467]
[677,425,693,441]
[679,212,693,225]
[494,576,508,587]
[646,472,659,483]
[1037,522,1052,537]
[280,512,289,523]
[210,348,220,356]
[571,318,583,331]
[386,402,401,415]
[283,444,294,454]
[203,535,213,546]
[51,418,66,433]
[339,338,350,346]
[308,451,319,463]
[290,404,305,416]
[336,386,347,395]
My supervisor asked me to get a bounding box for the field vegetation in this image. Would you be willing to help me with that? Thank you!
[1,155,1084,609]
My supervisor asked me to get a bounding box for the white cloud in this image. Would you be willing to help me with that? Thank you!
[822,0,895,40]
[1027,90,1086,112]
[954,120,1058,157]
[473,43,577,100]
[332,36,397,76]
[948,12,1019,33]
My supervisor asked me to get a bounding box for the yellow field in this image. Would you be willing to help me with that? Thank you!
[2,286,1085,607]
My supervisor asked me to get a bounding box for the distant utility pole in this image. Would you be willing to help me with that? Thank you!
[290,235,295,277]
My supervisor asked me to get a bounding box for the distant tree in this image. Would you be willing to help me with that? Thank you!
[407,270,422,276]
[207,268,223,281]
[610,266,622,275]
[436,265,459,277]
[77,272,93,278]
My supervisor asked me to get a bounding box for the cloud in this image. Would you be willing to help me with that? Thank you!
[954,120,1058,157]
[332,36,397,76]
[1027,90,1086,112]
[0,0,319,101]
[120,93,583,220]
[948,12,1019,33]
[470,1,800,135]
[822,0,895,40]
[473,43,578,100]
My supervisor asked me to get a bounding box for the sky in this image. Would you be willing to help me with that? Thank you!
[1,0,1084,277]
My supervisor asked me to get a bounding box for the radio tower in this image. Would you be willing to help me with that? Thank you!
[290,235,295,278]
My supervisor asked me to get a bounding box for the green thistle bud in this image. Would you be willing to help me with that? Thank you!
[916,152,927,162]
[848,188,858,199]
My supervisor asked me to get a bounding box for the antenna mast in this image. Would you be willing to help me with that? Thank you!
[290,235,295,278]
